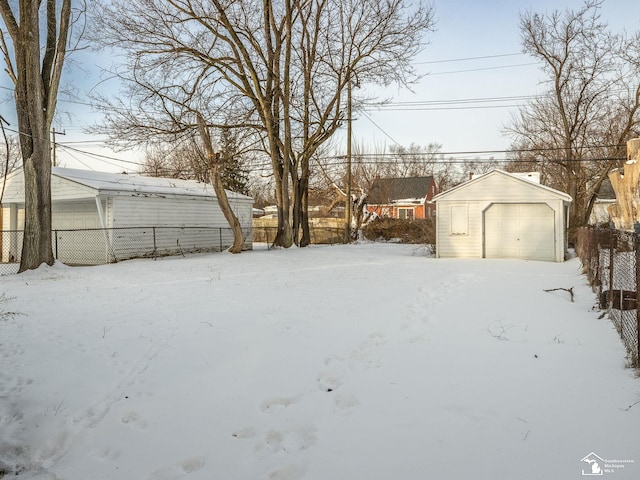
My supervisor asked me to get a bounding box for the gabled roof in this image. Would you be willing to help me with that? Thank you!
[368,176,435,204]
[433,169,572,202]
[51,167,250,200]
[597,177,616,200]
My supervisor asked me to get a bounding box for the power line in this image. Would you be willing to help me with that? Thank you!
[57,144,144,168]
[360,111,402,147]
[370,103,526,111]
[58,147,96,171]
[328,143,628,157]
[379,94,541,106]
[415,52,524,64]
[426,62,538,76]
[50,141,628,175]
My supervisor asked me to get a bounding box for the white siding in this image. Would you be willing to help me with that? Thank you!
[50,175,98,200]
[0,168,254,264]
[112,195,226,227]
[1,172,97,203]
[437,172,569,203]
[109,194,253,255]
[436,201,483,258]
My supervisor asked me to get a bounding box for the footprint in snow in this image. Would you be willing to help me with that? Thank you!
[120,411,147,430]
[333,391,359,412]
[260,426,316,454]
[146,456,206,479]
[316,371,343,393]
[267,464,306,480]
[260,396,301,413]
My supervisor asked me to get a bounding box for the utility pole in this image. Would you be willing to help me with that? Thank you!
[51,128,65,166]
[345,71,353,242]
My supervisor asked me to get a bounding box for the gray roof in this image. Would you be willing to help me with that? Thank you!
[368,176,435,204]
[597,177,616,200]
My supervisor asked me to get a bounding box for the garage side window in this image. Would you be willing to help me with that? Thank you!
[450,205,468,235]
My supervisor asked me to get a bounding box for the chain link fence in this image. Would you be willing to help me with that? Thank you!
[253,226,346,247]
[576,226,639,367]
[0,226,248,275]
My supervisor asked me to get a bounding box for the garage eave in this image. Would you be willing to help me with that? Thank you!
[433,169,572,204]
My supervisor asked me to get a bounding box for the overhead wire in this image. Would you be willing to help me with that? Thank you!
[425,62,538,76]
[0,48,631,173]
[415,52,524,64]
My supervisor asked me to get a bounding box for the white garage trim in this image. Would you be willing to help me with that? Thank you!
[484,203,556,261]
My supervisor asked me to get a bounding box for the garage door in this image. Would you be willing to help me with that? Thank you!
[53,201,101,229]
[52,201,107,265]
[484,203,555,261]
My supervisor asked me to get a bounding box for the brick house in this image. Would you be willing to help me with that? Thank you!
[367,176,437,220]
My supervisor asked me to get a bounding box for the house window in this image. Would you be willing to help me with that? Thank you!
[381,207,391,218]
[398,208,414,220]
[450,205,468,235]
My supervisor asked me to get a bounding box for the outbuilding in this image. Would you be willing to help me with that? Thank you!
[434,169,571,262]
[1,167,253,265]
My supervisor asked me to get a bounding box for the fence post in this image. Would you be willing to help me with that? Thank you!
[54,230,58,260]
[153,227,157,258]
[636,231,640,367]
[609,230,615,307]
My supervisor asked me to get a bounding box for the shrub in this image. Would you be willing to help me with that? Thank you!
[361,218,434,244]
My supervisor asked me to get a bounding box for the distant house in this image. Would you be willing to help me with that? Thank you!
[1,167,253,265]
[367,176,437,220]
[588,177,616,225]
[434,169,571,262]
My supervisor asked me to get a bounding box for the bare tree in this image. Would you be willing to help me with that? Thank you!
[141,143,207,182]
[140,130,250,195]
[0,0,80,271]
[91,0,435,248]
[507,0,640,237]
[197,114,245,253]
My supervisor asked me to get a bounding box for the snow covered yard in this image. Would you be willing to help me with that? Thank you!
[0,243,638,479]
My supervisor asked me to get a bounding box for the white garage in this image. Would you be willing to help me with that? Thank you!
[434,170,572,262]
[1,167,253,265]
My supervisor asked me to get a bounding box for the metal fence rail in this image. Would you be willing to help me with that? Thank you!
[0,226,247,275]
[252,226,346,247]
[0,225,347,275]
[576,227,640,367]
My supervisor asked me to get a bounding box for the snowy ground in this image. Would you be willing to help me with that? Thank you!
[0,243,639,479]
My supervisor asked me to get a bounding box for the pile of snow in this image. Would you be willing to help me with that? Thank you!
[0,243,638,479]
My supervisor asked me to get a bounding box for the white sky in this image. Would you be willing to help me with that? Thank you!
[1,0,638,172]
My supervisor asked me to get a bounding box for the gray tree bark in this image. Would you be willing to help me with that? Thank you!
[0,0,72,272]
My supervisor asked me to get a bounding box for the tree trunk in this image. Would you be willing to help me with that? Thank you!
[1,0,72,272]
[300,161,310,247]
[351,193,367,240]
[19,146,54,271]
[272,159,293,248]
[196,115,245,253]
[14,2,54,272]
